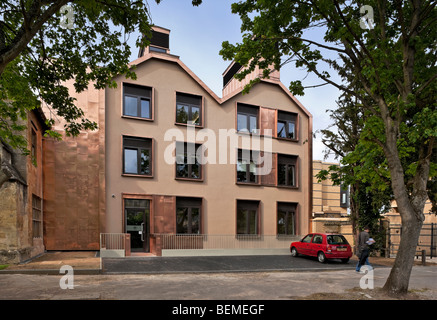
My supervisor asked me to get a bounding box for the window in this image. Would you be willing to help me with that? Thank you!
[176,92,202,126]
[277,111,297,140]
[327,234,349,245]
[123,136,152,176]
[237,200,260,235]
[237,149,259,184]
[32,195,42,238]
[123,83,152,119]
[176,197,202,234]
[278,154,297,187]
[312,234,323,244]
[31,128,37,164]
[176,142,202,180]
[301,234,313,243]
[237,103,259,134]
[277,202,297,236]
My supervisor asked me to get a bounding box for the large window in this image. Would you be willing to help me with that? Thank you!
[32,195,42,238]
[237,103,259,134]
[277,154,297,187]
[123,136,152,176]
[277,111,297,140]
[176,142,202,180]
[236,149,259,184]
[237,200,260,235]
[176,92,202,126]
[277,202,297,236]
[123,83,152,119]
[176,197,202,234]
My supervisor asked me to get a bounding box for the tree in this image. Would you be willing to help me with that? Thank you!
[316,90,392,252]
[0,0,200,153]
[220,0,436,295]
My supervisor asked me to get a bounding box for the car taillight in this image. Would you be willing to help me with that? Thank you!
[328,245,336,251]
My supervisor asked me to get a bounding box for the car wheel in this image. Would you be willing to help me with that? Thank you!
[291,247,299,257]
[317,251,326,263]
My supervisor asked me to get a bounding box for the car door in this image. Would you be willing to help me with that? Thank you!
[310,234,324,256]
[299,234,313,256]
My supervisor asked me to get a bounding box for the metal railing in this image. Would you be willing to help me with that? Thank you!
[100,233,126,250]
[155,234,300,250]
[388,223,436,258]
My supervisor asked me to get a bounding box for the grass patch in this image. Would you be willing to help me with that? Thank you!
[0,265,9,270]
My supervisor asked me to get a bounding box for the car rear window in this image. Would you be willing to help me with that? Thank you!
[327,235,348,245]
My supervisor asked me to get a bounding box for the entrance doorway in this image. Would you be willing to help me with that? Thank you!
[124,199,150,252]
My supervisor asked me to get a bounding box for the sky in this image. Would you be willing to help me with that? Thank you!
[128,0,342,162]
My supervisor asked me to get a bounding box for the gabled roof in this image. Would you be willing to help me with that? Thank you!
[128,52,312,119]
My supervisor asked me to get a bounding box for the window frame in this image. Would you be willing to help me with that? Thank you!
[122,136,153,177]
[236,103,259,135]
[176,197,202,234]
[32,194,43,238]
[236,149,260,185]
[277,154,298,188]
[175,142,203,181]
[122,83,154,121]
[276,110,298,141]
[236,200,260,236]
[175,91,204,127]
[277,202,297,236]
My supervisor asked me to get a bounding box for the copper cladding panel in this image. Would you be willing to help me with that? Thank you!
[42,88,105,250]
[260,107,276,136]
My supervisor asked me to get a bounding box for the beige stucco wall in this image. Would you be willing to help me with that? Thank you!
[105,57,312,237]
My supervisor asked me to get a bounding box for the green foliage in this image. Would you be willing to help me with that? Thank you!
[0,0,204,153]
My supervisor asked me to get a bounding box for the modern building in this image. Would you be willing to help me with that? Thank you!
[103,26,313,255]
[0,108,48,263]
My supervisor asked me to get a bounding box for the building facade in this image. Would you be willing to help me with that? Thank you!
[0,109,47,263]
[104,27,313,255]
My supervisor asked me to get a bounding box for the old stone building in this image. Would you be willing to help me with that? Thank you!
[0,108,47,263]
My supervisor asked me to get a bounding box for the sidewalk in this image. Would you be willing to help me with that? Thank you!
[1,250,436,275]
[1,251,101,274]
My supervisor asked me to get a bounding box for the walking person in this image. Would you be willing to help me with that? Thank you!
[355,226,373,272]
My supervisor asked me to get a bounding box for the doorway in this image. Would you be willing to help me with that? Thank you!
[124,198,150,252]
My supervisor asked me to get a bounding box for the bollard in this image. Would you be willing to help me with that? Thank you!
[422,249,426,266]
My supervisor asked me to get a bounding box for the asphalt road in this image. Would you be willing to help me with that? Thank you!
[101,254,360,274]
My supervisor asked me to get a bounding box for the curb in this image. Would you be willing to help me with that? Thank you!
[0,269,101,275]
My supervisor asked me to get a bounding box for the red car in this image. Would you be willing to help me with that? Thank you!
[290,233,352,263]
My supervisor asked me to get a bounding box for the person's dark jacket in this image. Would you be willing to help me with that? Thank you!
[357,230,370,255]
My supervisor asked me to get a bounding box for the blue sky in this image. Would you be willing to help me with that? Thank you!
[130,0,341,161]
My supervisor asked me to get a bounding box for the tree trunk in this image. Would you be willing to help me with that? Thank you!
[381,125,428,295]
[383,215,423,295]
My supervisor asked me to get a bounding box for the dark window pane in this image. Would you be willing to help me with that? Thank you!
[237,161,247,182]
[124,148,138,174]
[237,209,247,234]
[141,99,151,118]
[278,164,286,185]
[237,114,248,132]
[140,149,151,174]
[176,104,189,123]
[277,121,286,138]
[191,208,200,234]
[288,165,295,186]
[249,115,257,134]
[191,106,200,125]
[176,207,189,233]
[288,122,295,139]
[124,96,138,117]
